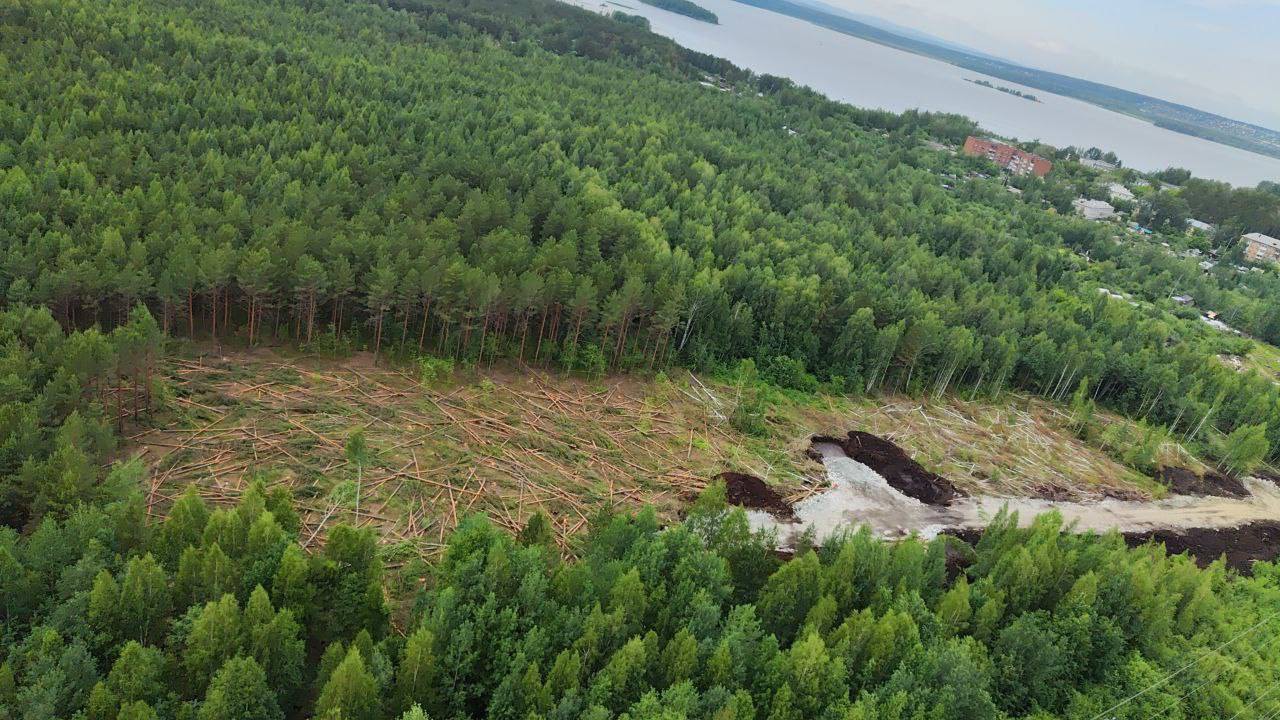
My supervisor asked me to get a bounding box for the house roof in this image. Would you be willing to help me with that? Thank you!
[1244,232,1280,249]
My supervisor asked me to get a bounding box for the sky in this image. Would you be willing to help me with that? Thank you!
[821,0,1280,130]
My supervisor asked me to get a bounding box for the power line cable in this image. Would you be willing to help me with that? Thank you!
[1226,683,1280,720]
[1086,609,1280,720]
[1153,632,1280,719]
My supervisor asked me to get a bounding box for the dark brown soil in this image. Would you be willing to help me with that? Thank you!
[717,472,796,522]
[814,431,962,506]
[1156,466,1249,498]
[1253,467,1280,487]
[946,523,1280,575]
[1101,487,1148,501]
[1125,523,1280,573]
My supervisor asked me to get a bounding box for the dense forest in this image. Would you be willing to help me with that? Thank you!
[638,0,719,24]
[4,0,1280,468]
[3,451,1280,720]
[2,0,1280,717]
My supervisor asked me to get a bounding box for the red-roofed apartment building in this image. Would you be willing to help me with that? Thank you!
[963,136,1053,178]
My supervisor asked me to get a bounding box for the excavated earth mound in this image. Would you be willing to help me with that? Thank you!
[813,431,962,506]
[947,523,1280,575]
[1156,466,1249,498]
[718,472,797,521]
[1125,522,1280,573]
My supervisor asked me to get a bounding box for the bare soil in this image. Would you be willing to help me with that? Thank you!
[814,431,962,506]
[718,472,796,521]
[948,523,1280,575]
[1252,468,1280,487]
[1157,466,1249,498]
[1124,523,1280,573]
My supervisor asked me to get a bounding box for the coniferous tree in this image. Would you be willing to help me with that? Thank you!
[315,648,380,720]
[199,657,282,720]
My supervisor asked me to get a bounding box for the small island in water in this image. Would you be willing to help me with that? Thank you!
[639,0,719,23]
[967,78,1039,102]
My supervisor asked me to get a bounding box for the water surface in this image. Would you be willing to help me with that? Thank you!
[569,0,1280,186]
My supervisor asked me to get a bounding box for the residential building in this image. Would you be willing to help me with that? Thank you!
[1242,232,1280,263]
[1171,294,1194,306]
[1107,183,1135,203]
[1073,198,1115,221]
[962,136,1053,177]
[1186,218,1216,234]
[1081,158,1118,171]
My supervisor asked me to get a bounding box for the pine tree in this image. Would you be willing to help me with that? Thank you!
[315,648,380,720]
[395,627,438,715]
[185,594,243,696]
[199,657,282,720]
[117,701,158,720]
[271,544,315,618]
[155,486,209,567]
[118,554,170,645]
[105,642,166,707]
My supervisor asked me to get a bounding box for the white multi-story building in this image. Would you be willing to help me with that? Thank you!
[1073,198,1116,221]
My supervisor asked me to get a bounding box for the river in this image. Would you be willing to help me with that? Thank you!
[568,0,1280,187]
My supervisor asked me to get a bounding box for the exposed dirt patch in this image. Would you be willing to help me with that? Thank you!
[814,431,962,506]
[1253,468,1280,488]
[1157,466,1249,498]
[718,472,796,521]
[1101,487,1148,501]
[946,523,1279,575]
[1126,523,1280,574]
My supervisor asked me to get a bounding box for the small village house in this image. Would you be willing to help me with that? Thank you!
[1186,218,1216,234]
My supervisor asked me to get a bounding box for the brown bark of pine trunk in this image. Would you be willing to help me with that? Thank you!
[373,309,384,363]
[307,293,316,344]
[210,287,218,339]
[533,310,547,364]
[418,298,431,353]
[519,315,529,361]
[613,313,630,368]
